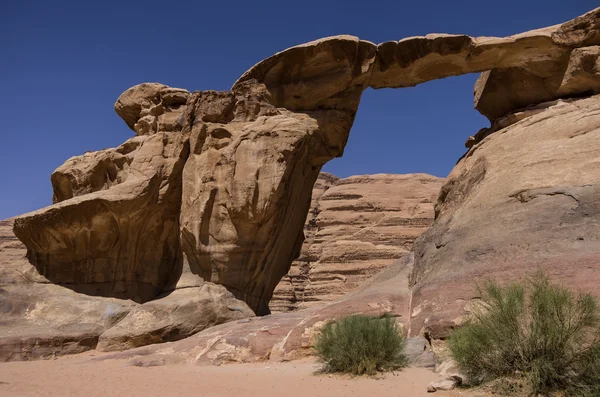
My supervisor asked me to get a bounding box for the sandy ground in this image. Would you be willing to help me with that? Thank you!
[0,353,466,397]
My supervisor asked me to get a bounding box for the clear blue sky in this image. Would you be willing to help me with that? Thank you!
[1,1,596,219]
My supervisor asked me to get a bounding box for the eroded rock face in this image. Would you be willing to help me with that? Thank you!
[0,218,254,361]
[14,132,188,303]
[5,7,600,360]
[114,83,190,135]
[233,35,376,112]
[179,83,354,315]
[270,173,442,312]
[409,94,600,337]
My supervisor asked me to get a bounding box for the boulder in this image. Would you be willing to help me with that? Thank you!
[97,283,254,352]
[50,136,145,202]
[403,336,436,368]
[558,46,600,97]
[427,376,462,392]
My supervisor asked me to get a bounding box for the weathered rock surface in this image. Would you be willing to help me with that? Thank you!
[472,9,600,121]
[404,336,436,368]
[97,283,255,352]
[558,46,600,97]
[1,219,135,361]
[551,7,600,47]
[0,219,254,360]
[410,94,600,337]
[427,376,462,393]
[178,83,355,316]
[14,132,188,303]
[233,35,377,112]
[114,83,190,135]
[270,173,442,312]
[4,7,600,361]
[474,44,600,121]
[88,257,416,365]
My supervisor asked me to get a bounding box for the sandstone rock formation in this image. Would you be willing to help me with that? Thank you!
[0,219,253,361]
[88,257,418,365]
[1,219,135,361]
[409,94,600,338]
[96,282,254,352]
[2,6,600,361]
[15,132,189,303]
[270,173,442,312]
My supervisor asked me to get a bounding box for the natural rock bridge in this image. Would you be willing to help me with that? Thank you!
[13,7,600,319]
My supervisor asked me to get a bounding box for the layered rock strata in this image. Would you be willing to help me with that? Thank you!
[270,173,442,312]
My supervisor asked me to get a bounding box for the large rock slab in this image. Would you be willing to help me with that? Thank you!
[97,283,254,352]
[1,217,254,360]
[409,94,600,337]
[270,173,442,312]
[233,35,377,112]
[371,30,567,89]
[551,7,600,47]
[13,132,189,303]
[235,8,600,122]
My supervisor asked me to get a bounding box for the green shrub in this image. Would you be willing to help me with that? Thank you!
[448,271,600,396]
[314,314,407,375]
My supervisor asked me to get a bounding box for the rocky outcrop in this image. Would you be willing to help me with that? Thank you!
[270,173,442,312]
[4,7,600,360]
[0,218,254,361]
[1,219,135,361]
[177,83,354,315]
[409,94,600,338]
[85,257,417,365]
[13,6,600,314]
[14,132,189,303]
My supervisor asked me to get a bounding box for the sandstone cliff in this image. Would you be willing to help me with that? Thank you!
[409,94,600,338]
[270,173,442,312]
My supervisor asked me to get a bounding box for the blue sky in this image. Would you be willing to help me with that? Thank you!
[1,0,597,219]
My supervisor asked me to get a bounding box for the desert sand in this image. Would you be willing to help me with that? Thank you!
[0,353,463,397]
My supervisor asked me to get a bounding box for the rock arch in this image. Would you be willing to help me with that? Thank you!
[13,7,600,315]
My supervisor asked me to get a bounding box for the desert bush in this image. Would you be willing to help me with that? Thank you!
[314,314,407,375]
[448,271,600,396]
